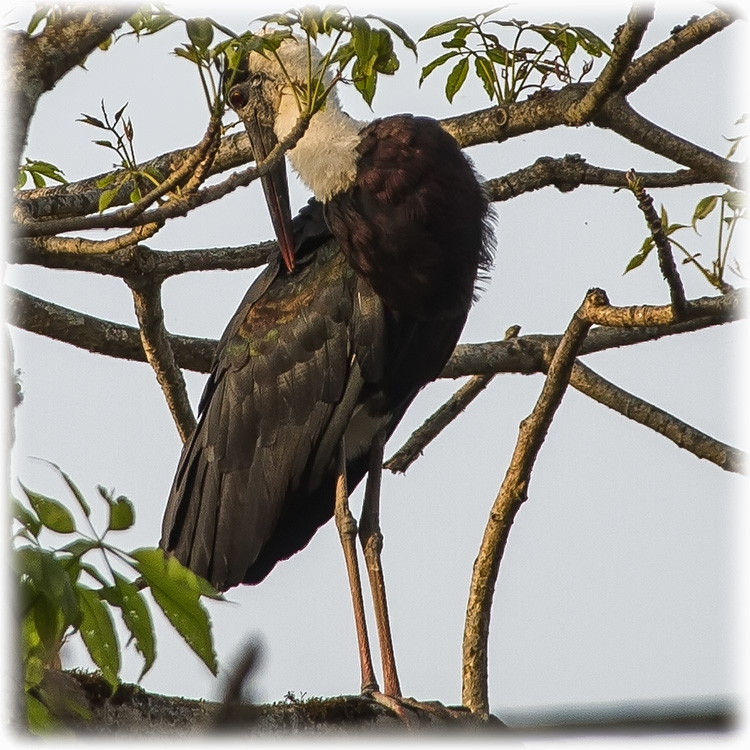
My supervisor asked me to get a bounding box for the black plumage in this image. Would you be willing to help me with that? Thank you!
[162,189,491,590]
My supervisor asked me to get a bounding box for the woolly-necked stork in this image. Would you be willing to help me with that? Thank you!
[161,36,495,704]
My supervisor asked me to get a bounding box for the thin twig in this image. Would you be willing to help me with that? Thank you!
[569,360,745,474]
[384,374,495,473]
[461,288,604,717]
[17,115,223,238]
[626,169,687,316]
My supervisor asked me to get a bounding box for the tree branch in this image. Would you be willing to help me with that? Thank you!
[13,238,273,278]
[8,6,134,169]
[485,155,713,203]
[594,96,740,185]
[626,170,687,316]
[621,9,737,95]
[16,114,223,237]
[126,278,196,442]
[566,3,654,125]
[8,287,745,377]
[461,289,603,717]
[569,360,744,474]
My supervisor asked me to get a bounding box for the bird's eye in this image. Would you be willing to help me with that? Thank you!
[228,87,248,110]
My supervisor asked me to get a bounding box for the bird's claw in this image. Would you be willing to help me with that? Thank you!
[365,691,472,729]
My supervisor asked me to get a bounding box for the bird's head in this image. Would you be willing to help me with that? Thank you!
[227,36,336,273]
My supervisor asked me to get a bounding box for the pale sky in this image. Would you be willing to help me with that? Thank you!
[7,0,747,734]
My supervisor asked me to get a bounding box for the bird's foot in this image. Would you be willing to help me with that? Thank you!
[364,691,473,729]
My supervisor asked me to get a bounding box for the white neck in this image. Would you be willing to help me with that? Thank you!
[274,88,363,203]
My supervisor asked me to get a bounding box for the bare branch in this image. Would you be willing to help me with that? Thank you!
[626,170,687,315]
[462,289,603,717]
[569,360,745,474]
[584,289,740,328]
[385,375,495,474]
[621,9,737,95]
[13,238,273,278]
[8,288,745,377]
[127,278,196,442]
[23,223,161,255]
[566,3,654,126]
[485,155,711,204]
[7,287,216,370]
[594,96,740,185]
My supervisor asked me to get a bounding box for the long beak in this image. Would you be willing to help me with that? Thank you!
[243,111,296,273]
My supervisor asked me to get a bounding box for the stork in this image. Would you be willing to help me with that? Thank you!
[161,35,495,709]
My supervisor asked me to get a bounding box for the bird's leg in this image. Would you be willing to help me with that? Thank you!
[333,439,379,694]
[358,430,402,699]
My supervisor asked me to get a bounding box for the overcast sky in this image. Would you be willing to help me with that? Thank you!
[7,0,747,737]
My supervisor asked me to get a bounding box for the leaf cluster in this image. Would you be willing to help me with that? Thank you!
[79,102,164,213]
[419,7,610,104]
[13,463,222,733]
[16,159,67,189]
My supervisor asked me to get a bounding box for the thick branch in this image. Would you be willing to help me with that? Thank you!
[7,287,216,369]
[8,288,745,377]
[8,7,134,168]
[569,361,745,474]
[461,290,602,717]
[566,3,654,125]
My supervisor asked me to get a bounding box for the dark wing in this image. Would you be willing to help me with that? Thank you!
[161,203,387,591]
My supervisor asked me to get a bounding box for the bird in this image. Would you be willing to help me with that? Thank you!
[161,34,495,706]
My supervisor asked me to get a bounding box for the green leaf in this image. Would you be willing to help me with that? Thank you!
[419,18,469,41]
[186,18,214,52]
[131,548,219,674]
[76,587,120,691]
[367,15,417,56]
[98,188,119,213]
[108,495,135,531]
[692,195,719,229]
[48,462,92,518]
[21,484,76,534]
[419,51,459,85]
[723,189,745,212]
[486,46,510,66]
[112,573,156,680]
[26,693,58,734]
[445,57,469,103]
[624,251,649,274]
[12,497,41,538]
[474,55,497,101]
[27,8,50,36]
[78,114,107,129]
[572,26,611,56]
